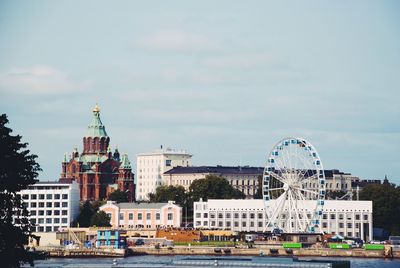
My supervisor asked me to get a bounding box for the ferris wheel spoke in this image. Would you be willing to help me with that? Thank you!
[299,173,319,185]
[290,190,305,231]
[295,190,312,229]
[297,188,320,196]
[269,172,288,185]
[268,187,285,191]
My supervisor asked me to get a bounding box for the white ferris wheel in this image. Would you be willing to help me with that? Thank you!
[263,137,326,233]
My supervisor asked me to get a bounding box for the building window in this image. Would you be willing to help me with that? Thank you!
[46,202,52,208]
[234,213,239,219]
[62,194,68,199]
[38,218,44,224]
[363,215,368,221]
[242,222,246,227]
[138,213,142,220]
[46,194,52,199]
[330,214,335,220]
[39,202,44,208]
[250,222,254,227]
[339,214,344,220]
[168,213,173,221]
[258,213,263,219]
[218,221,223,227]
[258,222,263,228]
[339,223,344,228]
[165,160,171,166]
[31,203,37,208]
[226,222,231,227]
[129,213,133,220]
[347,223,352,228]
[54,194,60,199]
[211,221,216,226]
[62,210,68,215]
[38,210,44,216]
[242,213,247,219]
[203,213,208,218]
[322,222,328,228]
[54,218,60,224]
[46,210,52,216]
[322,214,328,220]
[55,202,60,208]
[119,213,124,220]
[45,227,52,232]
[30,210,37,216]
[31,194,37,200]
[46,218,52,224]
[62,202,68,207]
[218,213,223,219]
[54,210,60,216]
[147,213,151,220]
[355,214,360,220]
[234,222,239,227]
[196,213,201,218]
[62,218,68,224]
[250,213,255,219]
[22,194,29,200]
[39,194,45,200]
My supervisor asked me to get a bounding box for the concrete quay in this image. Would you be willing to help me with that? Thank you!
[131,245,400,258]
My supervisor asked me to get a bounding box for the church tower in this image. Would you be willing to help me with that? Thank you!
[118,154,135,202]
[82,104,110,155]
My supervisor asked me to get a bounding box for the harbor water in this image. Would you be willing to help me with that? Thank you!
[28,255,400,267]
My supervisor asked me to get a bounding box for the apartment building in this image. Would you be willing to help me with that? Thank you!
[18,181,80,232]
[136,147,192,200]
[163,166,263,198]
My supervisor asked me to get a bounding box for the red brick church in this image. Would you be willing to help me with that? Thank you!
[59,104,135,201]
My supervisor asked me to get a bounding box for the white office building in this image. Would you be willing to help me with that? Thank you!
[194,199,373,241]
[136,147,192,200]
[18,181,80,232]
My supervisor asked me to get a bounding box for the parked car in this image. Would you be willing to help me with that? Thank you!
[135,239,145,246]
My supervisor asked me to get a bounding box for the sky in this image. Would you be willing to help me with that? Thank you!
[0,1,399,183]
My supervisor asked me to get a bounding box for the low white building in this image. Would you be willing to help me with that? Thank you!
[136,147,192,200]
[18,181,80,232]
[194,199,373,241]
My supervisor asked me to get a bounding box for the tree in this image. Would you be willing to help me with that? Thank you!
[189,175,245,201]
[108,190,129,203]
[326,190,347,200]
[90,211,111,227]
[254,175,263,199]
[148,185,186,207]
[75,201,94,227]
[0,114,41,267]
[360,183,400,235]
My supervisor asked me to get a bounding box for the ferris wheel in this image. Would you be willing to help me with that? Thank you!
[263,137,326,233]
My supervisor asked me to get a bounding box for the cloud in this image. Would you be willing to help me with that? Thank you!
[0,65,91,95]
[136,29,220,52]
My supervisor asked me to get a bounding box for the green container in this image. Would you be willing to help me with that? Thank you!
[329,243,350,249]
[364,244,385,250]
[283,242,302,248]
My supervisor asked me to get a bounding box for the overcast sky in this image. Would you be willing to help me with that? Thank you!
[0,1,399,183]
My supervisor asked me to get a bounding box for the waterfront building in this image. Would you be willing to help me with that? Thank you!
[18,181,80,232]
[96,229,126,249]
[163,166,263,199]
[136,147,192,200]
[59,104,135,201]
[100,200,182,229]
[193,199,373,241]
